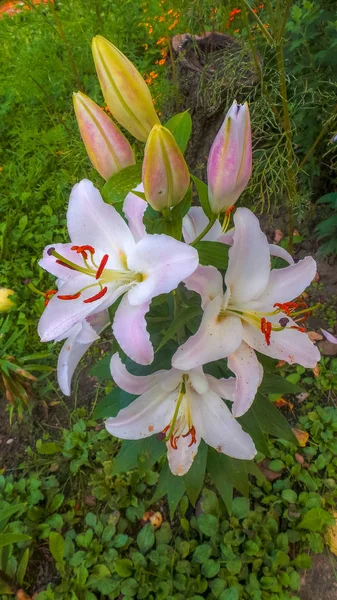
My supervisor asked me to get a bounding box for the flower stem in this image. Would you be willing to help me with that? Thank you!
[191,215,217,246]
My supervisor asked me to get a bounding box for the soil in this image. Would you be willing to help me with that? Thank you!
[299,553,337,600]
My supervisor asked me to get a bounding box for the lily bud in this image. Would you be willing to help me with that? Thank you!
[207,100,252,214]
[0,288,14,312]
[143,125,190,212]
[73,91,135,181]
[92,36,160,142]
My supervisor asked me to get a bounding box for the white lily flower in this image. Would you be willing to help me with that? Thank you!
[57,310,110,395]
[38,179,198,365]
[172,208,320,417]
[105,354,256,476]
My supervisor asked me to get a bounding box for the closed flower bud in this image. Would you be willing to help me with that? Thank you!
[73,91,135,181]
[208,100,252,214]
[92,36,160,142]
[143,125,190,212]
[0,288,14,312]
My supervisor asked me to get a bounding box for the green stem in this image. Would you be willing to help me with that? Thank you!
[242,0,274,45]
[298,103,337,171]
[191,215,217,246]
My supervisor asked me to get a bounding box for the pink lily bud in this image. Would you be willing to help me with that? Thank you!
[207,100,252,214]
[92,36,160,142]
[73,91,135,181]
[0,288,14,312]
[143,125,190,212]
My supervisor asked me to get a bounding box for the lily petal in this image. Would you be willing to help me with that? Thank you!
[183,265,223,309]
[321,328,337,344]
[228,342,263,417]
[123,184,147,242]
[192,389,256,459]
[206,374,236,401]
[182,207,222,244]
[172,295,243,370]
[39,243,86,280]
[57,323,90,396]
[127,234,199,305]
[67,180,135,265]
[242,315,320,368]
[225,208,270,304]
[269,244,294,265]
[110,353,171,394]
[105,386,176,439]
[256,256,316,307]
[113,296,153,365]
[167,429,201,476]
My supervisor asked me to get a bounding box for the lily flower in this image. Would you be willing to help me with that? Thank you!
[208,100,252,214]
[321,329,337,344]
[73,91,135,181]
[57,310,109,395]
[172,208,320,416]
[92,36,160,142]
[38,180,198,365]
[105,354,256,476]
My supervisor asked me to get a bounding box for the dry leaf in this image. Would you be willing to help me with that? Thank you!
[16,591,32,600]
[275,398,294,410]
[307,331,323,342]
[276,360,286,368]
[258,459,283,481]
[273,229,284,243]
[295,453,309,468]
[141,510,163,529]
[296,392,309,402]
[313,271,320,282]
[325,511,337,556]
[292,428,309,447]
[313,365,320,378]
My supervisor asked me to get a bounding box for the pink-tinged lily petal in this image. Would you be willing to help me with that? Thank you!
[207,100,252,214]
[217,230,234,245]
[182,207,222,244]
[242,315,320,368]
[57,310,109,395]
[113,296,153,365]
[225,208,270,304]
[206,374,236,401]
[321,329,337,344]
[126,234,199,305]
[38,274,111,342]
[105,386,176,439]
[269,244,294,265]
[256,256,316,307]
[188,367,209,394]
[192,389,256,459]
[123,184,147,242]
[227,342,263,417]
[167,427,201,476]
[172,295,243,370]
[73,91,135,181]
[110,353,171,394]
[67,180,135,266]
[183,265,223,309]
[39,243,86,281]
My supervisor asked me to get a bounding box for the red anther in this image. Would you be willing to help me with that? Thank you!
[83,286,108,303]
[290,325,306,332]
[71,245,95,260]
[182,425,197,447]
[96,254,109,280]
[57,292,81,300]
[225,205,235,216]
[44,289,57,306]
[170,435,178,450]
[55,259,76,270]
[162,425,170,435]
[260,317,272,345]
[273,301,300,315]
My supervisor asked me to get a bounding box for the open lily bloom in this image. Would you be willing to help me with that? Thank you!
[38,180,199,365]
[172,207,320,416]
[57,310,109,395]
[105,354,256,476]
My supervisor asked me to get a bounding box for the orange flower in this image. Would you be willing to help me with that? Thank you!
[158,58,166,65]
[159,16,165,22]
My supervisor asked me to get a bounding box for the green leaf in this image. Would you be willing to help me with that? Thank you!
[114,558,133,577]
[293,553,312,569]
[249,394,297,443]
[192,544,212,564]
[16,547,29,585]
[156,305,202,352]
[137,524,155,554]
[0,503,26,524]
[121,578,138,597]
[167,471,186,519]
[317,192,337,207]
[202,559,220,578]
[171,185,192,220]
[282,489,297,503]
[36,440,62,455]
[49,532,64,562]
[297,508,335,531]
[226,559,242,575]
[195,241,228,269]
[0,533,30,548]
[207,449,233,513]
[232,497,250,519]
[259,374,302,395]
[49,494,64,513]
[219,587,239,600]
[239,410,269,456]
[184,441,207,506]
[197,514,218,537]
[93,388,137,421]
[143,203,183,240]
[150,462,169,504]
[112,436,165,474]
[191,175,212,219]
[89,355,111,381]
[165,111,192,153]
[101,164,142,205]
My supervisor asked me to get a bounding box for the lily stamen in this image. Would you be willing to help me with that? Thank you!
[96,254,109,279]
[83,286,108,303]
[260,317,272,345]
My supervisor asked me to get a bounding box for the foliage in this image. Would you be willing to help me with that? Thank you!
[0,398,336,599]
[315,192,337,256]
